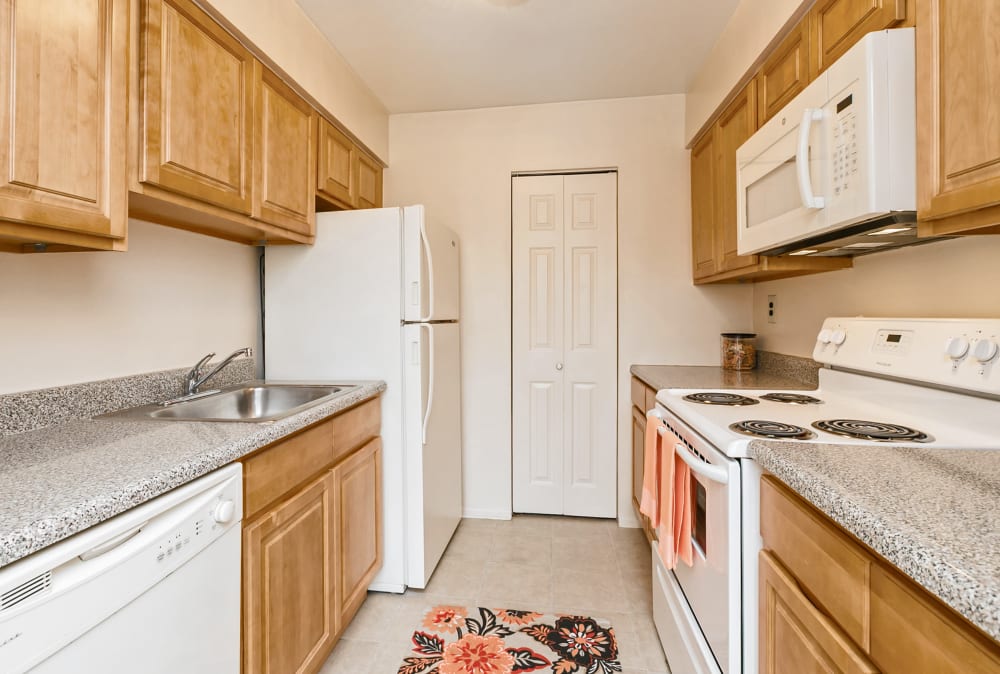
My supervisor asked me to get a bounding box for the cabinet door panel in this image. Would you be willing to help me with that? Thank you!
[715,82,759,272]
[810,0,906,74]
[757,23,812,125]
[631,406,645,515]
[140,0,254,214]
[918,0,1000,229]
[317,118,357,208]
[255,65,315,235]
[333,438,382,628]
[243,472,337,674]
[870,564,1000,674]
[0,0,126,241]
[356,152,383,209]
[759,551,879,674]
[691,131,717,279]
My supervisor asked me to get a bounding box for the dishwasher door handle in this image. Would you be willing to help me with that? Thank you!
[78,523,147,562]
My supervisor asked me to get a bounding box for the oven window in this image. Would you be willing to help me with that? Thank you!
[692,477,707,557]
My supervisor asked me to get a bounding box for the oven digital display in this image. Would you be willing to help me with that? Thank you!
[692,478,707,556]
[837,94,854,113]
[886,334,902,343]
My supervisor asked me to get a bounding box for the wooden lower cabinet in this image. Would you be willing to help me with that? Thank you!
[332,438,383,629]
[761,474,1000,673]
[243,472,337,674]
[630,376,656,542]
[242,399,382,674]
[759,550,878,674]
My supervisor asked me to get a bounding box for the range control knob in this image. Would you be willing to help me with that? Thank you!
[212,500,236,524]
[830,329,847,346]
[817,329,833,344]
[945,336,970,360]
[972,339,999,363]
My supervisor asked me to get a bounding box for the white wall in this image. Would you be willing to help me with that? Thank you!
[386,96,753,523]
[0,220,259,394]
[753,237,1000,356]
[204,0,389,160]
[685,0,804,143]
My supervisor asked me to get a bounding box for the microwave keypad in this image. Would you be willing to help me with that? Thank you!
[833,111,858,196]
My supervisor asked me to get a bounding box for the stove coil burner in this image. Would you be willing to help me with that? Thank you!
[759,393,823,405]
[729,420,817,440]
[683,392,759,406]
[812,419,933,443]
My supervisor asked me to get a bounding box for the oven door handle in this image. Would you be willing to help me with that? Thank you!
[658,427,730,485]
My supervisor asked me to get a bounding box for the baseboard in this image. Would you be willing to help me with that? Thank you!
[368,581,406,594]
[462,507,512,520]
[618,507,641,529]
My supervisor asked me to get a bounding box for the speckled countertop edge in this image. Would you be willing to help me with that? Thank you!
[751,440,1000,641]
[0,381,385,569]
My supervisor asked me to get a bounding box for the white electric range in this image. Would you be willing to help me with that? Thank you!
[649,317,1000,674]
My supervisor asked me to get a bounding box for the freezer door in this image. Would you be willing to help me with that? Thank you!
[402,205,461,322]
[402,322,463,588]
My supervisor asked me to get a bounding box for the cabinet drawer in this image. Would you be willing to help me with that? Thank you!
[332,398,381,458]
[243,418,335,519]
[760,475,872,648]
[759,550,878,674]
[630,377,647,411]
[644,386,657,413]
[870,564,1000,674]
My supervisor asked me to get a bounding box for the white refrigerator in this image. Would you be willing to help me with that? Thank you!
[263,205,462,592]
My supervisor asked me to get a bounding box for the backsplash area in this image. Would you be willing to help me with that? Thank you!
[0,357,255,436]
[753,236,1000,357]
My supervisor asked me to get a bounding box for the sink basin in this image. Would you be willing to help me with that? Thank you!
[100,383,358,422]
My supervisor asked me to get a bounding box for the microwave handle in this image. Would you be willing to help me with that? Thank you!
[796,108,826,209]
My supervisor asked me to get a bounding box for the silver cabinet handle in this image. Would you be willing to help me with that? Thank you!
[555,363,563,370]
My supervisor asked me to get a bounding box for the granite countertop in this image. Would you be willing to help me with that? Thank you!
[751,440,1000,641]
[0,380,386,569]
[630,364,816,392]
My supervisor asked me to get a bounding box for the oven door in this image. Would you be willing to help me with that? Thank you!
[736,75,829,256]
[653,406,742,674]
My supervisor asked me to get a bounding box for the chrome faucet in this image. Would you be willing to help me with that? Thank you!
[185,347,253,396]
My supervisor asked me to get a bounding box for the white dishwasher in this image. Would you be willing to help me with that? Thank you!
[0,463,242,674]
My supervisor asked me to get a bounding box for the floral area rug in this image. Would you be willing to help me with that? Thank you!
[397,605,622,674]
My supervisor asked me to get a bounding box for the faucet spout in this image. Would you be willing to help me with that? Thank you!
[185,347,253,396]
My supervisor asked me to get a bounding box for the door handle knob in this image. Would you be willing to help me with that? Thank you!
[556,363,563,371]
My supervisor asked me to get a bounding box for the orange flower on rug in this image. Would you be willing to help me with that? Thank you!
[397,606,621,674]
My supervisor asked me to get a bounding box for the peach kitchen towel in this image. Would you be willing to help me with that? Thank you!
[640,411,665,523]
[655,426,679,568]
[673,449,694,567]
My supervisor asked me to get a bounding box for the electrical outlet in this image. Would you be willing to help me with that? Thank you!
[767,295,777,324]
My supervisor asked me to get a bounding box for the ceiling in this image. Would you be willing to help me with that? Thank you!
[295,0,741,113]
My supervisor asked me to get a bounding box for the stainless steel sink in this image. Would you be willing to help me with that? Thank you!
[99,382,358,422]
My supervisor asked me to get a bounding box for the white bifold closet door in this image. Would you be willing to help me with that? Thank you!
[512,172,618,517]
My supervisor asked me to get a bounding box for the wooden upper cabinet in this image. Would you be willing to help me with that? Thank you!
[356,152,384,209]
[254,65,316,236]
[243,471,338,674]
[0,0,128,252]
[714,82,759,273]
[917,0,1000,236]
[316,117,358,208]
[809,0,907,75]
[691,131,718,279]
[138,0,254,215]
[757,22,812,125]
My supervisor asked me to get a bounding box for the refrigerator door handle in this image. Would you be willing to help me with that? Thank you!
[421,324,435,445]
[418,221,435,322]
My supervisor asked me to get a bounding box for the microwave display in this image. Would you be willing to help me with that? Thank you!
[837,94,854,113]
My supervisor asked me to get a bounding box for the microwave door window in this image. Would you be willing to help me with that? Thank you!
[746,157,801,228]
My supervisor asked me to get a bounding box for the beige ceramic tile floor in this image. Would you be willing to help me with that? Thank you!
[319,515,671,674]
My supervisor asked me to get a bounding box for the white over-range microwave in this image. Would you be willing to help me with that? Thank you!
[736,28,916,257]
